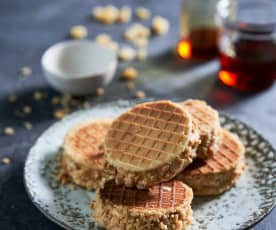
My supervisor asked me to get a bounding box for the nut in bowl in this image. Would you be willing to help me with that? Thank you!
[41,40,117,95]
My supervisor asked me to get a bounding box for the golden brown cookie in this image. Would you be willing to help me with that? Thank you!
[179,99,221,160]
[177,129,245,196]
[104,100,200,189]
[58,119,113,190]
[92,180,193,230]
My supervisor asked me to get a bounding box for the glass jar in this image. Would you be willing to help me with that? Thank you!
[216,0,276,91]
[177,0,219,60]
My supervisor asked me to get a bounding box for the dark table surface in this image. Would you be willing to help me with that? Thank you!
[0,0,275,229]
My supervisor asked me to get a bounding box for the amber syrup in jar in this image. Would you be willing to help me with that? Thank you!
[177,0,219,60]
[178,27,219,60]
[219,28,276,91]
[217,0,276,91]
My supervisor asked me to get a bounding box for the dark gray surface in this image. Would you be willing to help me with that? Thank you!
[0,0,275,229]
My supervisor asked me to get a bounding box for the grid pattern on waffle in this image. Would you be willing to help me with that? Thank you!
[100,181,190,209]
[180,100,220,135]
[186,129,244,175]
[105,101,191,171]
[65,120,112,160]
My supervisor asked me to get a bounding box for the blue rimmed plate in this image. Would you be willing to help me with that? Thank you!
[24,100,276,230]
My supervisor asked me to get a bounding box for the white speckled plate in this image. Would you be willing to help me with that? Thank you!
[24,100,276,230]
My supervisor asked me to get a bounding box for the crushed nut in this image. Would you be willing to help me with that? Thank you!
[20,66,32,77]
[131,37,148,48]
[92,6,104,21]
[95,34,119,52]
[127,82,135,90]
[121,67,138,80]
[152,16,170,35]
[95,34,111,44]
[135,90,146,99]
[33,91,43,101]
[2,158,10,165]
[118,47,136,61]
[96,87,105,96]
[8,95,18,103]
[23,121,32,130]
[124,23,150,42]
[92,5,119,25]
[54,109,66,120]
[70,25,88,39]
[136,7,151,20]
[23,105,32,114]
[103,5,120,24]
[4,127,14,136]
[136,48,147,61]
[118,6,132,24]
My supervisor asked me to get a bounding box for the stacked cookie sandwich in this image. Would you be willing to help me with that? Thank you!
[58,119,113,190]
[58,99,245,230]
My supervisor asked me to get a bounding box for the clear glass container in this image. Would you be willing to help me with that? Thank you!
[177,0,219,59]
[216,0,276,91]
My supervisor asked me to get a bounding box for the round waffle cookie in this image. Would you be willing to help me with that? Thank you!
[179,99,221,160]
[92,180,193,230]
[58,119,113,190]
[177,129,245,196]
[104,100,200,189]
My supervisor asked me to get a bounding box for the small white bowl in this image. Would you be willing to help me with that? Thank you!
[41,40,117,95]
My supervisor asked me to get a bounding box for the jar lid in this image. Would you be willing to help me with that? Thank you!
[217,0,276,34]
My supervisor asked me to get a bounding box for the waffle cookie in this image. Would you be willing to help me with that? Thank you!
[92,180,193,230]
[177,129,245,196]
[58,119,113,190]
[104,100,200,189]
[179,99,221,160]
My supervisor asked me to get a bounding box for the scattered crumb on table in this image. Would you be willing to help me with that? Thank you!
[4,127,14,136]
[2,158,10,165]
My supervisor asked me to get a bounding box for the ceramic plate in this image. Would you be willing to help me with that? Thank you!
[24,100,276,230]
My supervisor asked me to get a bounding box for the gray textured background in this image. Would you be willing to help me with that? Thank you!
[0,0,275,229]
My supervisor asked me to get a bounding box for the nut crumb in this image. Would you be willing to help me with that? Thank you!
[124,23,150,42]
[20,66,32,77]
[8,95,18,103]
[23,121,32,130]
[70,25,88,39]
[23,105,32,114]
[54,109,66,120]
[132,37,148,48]
[92,5,119,25]
[127,82,135,90]
[2,158,10,165]
[152,16,170,35]
[118,6,132,24]
[118,47,136,61]
[95,34,111,44]
[96,88,105,96]
[4,127,14,136]
[136,7,151,20]
[121,67,138,80]
[135,90,146,99]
